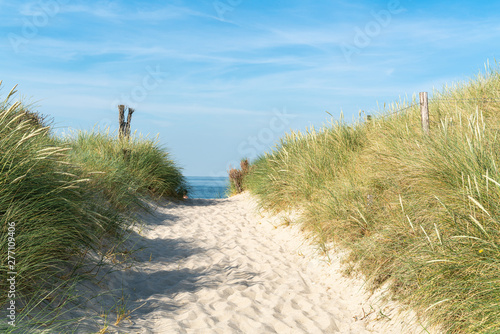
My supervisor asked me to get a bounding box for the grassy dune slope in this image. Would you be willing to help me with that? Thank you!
[0,85,186,332]
[245,67,500,333]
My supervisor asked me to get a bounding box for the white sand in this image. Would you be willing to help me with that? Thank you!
[71,193,437,333]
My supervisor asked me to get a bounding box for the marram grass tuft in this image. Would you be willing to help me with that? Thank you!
[245,65,500,333]
[0,84,186,331]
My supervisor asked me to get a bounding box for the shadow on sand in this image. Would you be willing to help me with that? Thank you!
[68,197,259,332]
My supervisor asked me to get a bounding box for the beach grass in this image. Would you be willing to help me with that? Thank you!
[244,65,500,333]
[0,84,186,331]
[60,129,187,210]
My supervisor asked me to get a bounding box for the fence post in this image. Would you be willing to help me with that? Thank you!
[125,108,135,138]
[118,105,126,140]
[419,92,429,134]
[118,105,135,140]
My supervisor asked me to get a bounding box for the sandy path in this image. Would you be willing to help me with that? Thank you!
[74,193,433,333]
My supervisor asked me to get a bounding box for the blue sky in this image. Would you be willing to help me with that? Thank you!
[1,0,499,176]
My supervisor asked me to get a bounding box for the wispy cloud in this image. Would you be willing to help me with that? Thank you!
[15,1,208,21]
[1,0,499,175]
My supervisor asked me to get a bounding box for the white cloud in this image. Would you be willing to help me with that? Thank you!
[382,18,500,47]
[56,2,212,22]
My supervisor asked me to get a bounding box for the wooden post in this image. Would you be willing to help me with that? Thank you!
[118,105,135,140]
[125,108,135,138]
[419,92,429,134]
[118,105,126,140]
[118,105,134,159]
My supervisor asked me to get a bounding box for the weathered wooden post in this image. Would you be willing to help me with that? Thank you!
[118,105,126,140]
[125,108,135,139]
[419,92,429,134]
[118,105,135,160]
[118,105,135,140]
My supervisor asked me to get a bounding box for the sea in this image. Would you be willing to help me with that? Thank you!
[185,176,230,199]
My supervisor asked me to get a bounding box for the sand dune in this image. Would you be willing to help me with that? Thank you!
[72,193,434,333]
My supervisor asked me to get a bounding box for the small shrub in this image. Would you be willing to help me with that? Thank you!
[229,159,250,195]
